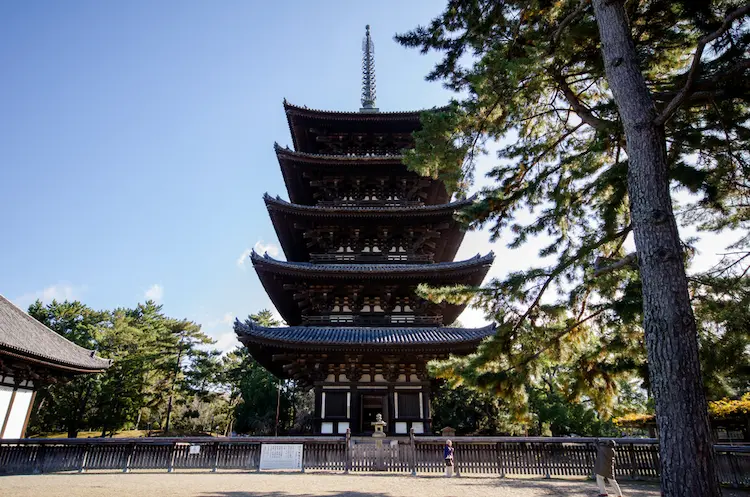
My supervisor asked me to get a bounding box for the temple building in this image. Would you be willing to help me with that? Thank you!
[0,295,110,439]
[236,26,495,436]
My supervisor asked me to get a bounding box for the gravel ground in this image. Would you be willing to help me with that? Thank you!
[2,472,749,497]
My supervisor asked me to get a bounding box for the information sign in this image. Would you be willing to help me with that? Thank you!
[259,443,304,471]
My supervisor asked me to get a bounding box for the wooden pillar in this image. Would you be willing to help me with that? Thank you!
[387,384,395,434]
[409,427,417,476]
[345,428,351,474]
[314,386,323,435]
[422,384,432,434]
[349,385,359,435]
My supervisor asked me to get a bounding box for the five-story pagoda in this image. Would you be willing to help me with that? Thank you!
[236,26,495,435]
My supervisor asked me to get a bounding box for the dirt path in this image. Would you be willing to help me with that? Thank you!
[5,471,749,497]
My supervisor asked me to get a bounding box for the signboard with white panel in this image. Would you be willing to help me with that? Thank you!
[259,443,304,471]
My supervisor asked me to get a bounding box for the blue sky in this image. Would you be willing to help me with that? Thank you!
[0,1,462,350]
[0,1,734,352]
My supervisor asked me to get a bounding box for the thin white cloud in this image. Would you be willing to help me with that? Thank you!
[236,248,253,269]
[457,306,491,328]
[206,312,234,328]
[14,283,85,309]
[213,331,241,354]
[144,284,164,303]
[254,240,279,257]
[237,240,280,269]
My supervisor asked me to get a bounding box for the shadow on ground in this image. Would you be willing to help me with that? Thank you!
[454,477,659,497]
[200,493,392,497]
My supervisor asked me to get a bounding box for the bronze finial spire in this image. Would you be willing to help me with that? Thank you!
[360,24,378,113]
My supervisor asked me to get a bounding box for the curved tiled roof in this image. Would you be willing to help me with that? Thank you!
[0,294,111,373]
[235,318,496,348]
[264,194,472,217]
[250,251,494,277]
[283,100,437,120]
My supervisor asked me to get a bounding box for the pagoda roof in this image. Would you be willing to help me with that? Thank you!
[265,195,469,263]
[236,319,496,351]
[250,252,493,326]
[250,251,494,279]
[284,100,430,121]
[235,319,495,379]
[275,144,450,206]
[0,294,112,374]
[283,100,442,155]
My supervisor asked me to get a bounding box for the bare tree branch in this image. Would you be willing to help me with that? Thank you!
[655,5,750,125]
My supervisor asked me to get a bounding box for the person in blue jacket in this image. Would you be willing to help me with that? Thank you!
[444,439,454,477]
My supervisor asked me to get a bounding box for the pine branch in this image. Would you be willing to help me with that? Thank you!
[553,0,591,44]
[593,252,638,276]
[655,4,750,125]
[552,71,615,131]
[511,225,631,335]
[498,307,609,376]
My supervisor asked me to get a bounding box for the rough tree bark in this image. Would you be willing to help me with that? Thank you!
[591,1,720,496]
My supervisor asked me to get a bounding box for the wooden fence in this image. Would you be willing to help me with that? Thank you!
[1,434,748,487]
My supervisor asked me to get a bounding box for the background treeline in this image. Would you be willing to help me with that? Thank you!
[27,302,311,438]
[27,296,748,439]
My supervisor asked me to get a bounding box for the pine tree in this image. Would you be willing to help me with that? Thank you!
[396,2,749,495]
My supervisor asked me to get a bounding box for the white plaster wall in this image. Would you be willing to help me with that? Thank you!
[0,385,13,435]
[3,388,32,439]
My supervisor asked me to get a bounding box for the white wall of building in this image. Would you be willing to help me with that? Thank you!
[0,385,13,434]
[0,376,35,439]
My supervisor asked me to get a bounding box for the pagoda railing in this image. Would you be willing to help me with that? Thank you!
[310,253,433,264]
[302,314,442,326]
[1,435,748,486]
[316,200,424,208]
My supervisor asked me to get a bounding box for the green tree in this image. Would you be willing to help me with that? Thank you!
[159,317,214,434]
[27,300,108,438]
[694,276,750,399]
[431,382,524,435]
[397,2,750,495]
[92,310,156,436]
[227,310,297,435]
[27,299,222,438]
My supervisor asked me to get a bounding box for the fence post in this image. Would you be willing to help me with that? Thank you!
[345,429,351,474]
[167,442,176,473]
[543,442,551,479]
[726,450,741,488]
[211,441,220,473]
[628,443,638,480]
[409,428,417,476]
[79,443,89,473]
[496,442,505,478]
[122,442,134,473]
[454,441,460,478]
[34,444,46,474]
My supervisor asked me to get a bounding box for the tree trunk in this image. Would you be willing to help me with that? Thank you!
[591,2,720,496]
[164,341,184,434]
